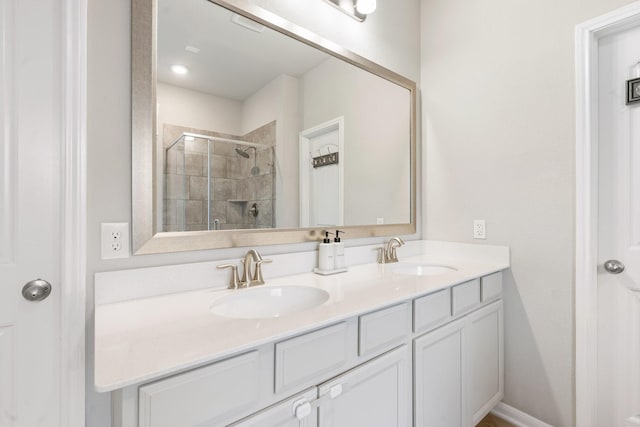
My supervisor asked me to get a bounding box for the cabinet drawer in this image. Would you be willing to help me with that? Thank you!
[359,302,410,357]
[481,272,502,303]
[413,289,451,334]
[451,279,481,317]
[139,351,259,427]
[275,322,353,394]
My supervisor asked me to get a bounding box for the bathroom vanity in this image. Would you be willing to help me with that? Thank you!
[95,241,508,426]
[98,0,509,424]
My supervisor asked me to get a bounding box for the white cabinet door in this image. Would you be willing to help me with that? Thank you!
[230,388,318,427]
[414,318,466,427]
[317,345,411,427]
[466,300,503,425]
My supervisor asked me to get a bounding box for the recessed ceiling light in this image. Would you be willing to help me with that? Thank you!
[170,64,189,75]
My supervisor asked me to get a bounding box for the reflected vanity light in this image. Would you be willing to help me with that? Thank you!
[231,13,265,33]
[170,64,189,75]
[355,0,376,14]
[323,0,375,22]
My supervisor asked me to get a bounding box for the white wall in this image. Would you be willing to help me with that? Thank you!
[420,0,634,425]
[241,74,301,228]
[157,82,242,138]
[86,1,420,425]
[302,57,411,225]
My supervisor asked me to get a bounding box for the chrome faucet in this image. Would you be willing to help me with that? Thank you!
[376,237,405,264]
[217,249,272,289]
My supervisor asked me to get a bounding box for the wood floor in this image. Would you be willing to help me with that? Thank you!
[476,412,516,427]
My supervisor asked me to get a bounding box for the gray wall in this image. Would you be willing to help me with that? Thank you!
[86,0,420,425]
[420,0,634,425]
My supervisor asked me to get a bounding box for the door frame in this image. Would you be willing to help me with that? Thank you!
[575,2,640,426]
[299,117,345,227]
[60,0,87,425]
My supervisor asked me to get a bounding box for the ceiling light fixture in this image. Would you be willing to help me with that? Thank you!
[170,64,189,75]
[323,0,376,22]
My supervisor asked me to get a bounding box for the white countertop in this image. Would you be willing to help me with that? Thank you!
[94,241,509,392]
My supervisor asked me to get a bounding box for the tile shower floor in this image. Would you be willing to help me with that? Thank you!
[476,413,516,427]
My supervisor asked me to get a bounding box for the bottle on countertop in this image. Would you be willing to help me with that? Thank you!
[333,229,346,269]
[318,231,334,271]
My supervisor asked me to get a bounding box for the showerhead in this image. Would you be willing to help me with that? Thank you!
[235,147,250,158]
[235,146,260,175]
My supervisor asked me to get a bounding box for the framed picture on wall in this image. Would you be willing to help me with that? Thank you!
[627,77,640,104]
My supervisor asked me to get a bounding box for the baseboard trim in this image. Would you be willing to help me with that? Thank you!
[491,402,553,427]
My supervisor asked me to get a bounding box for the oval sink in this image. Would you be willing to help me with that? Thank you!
[391,264,457,277]
[210,286,330,319]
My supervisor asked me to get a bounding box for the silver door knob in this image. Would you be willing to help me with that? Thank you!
[22,279,52,302]
[604,259,625,274]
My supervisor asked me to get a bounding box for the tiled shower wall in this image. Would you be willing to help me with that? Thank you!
[163,121,276,231]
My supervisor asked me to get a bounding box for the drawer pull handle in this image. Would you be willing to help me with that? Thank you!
[294,401,312,420]
[292,384,345,420]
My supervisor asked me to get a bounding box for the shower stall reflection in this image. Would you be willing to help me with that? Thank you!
[163,131,276,231]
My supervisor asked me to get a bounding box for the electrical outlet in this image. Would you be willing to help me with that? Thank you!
[376,218,384,224]
[473,219,486,239]
[101,222,130,259]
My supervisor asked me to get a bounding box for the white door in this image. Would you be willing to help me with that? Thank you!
[310,131,340,227]
[317,345,411,427]
[413,318,465,427]
[0,0,62,425]
[466,301,503,426]
[299,118,344,228]
[597,22,640,427]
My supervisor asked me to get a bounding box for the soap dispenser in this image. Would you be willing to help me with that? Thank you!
[317,231,334,272]
[333,229,346,270]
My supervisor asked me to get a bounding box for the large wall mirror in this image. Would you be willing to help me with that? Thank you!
[132,0,416,254]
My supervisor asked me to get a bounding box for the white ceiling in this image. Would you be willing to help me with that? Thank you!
[157,0,330,101]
